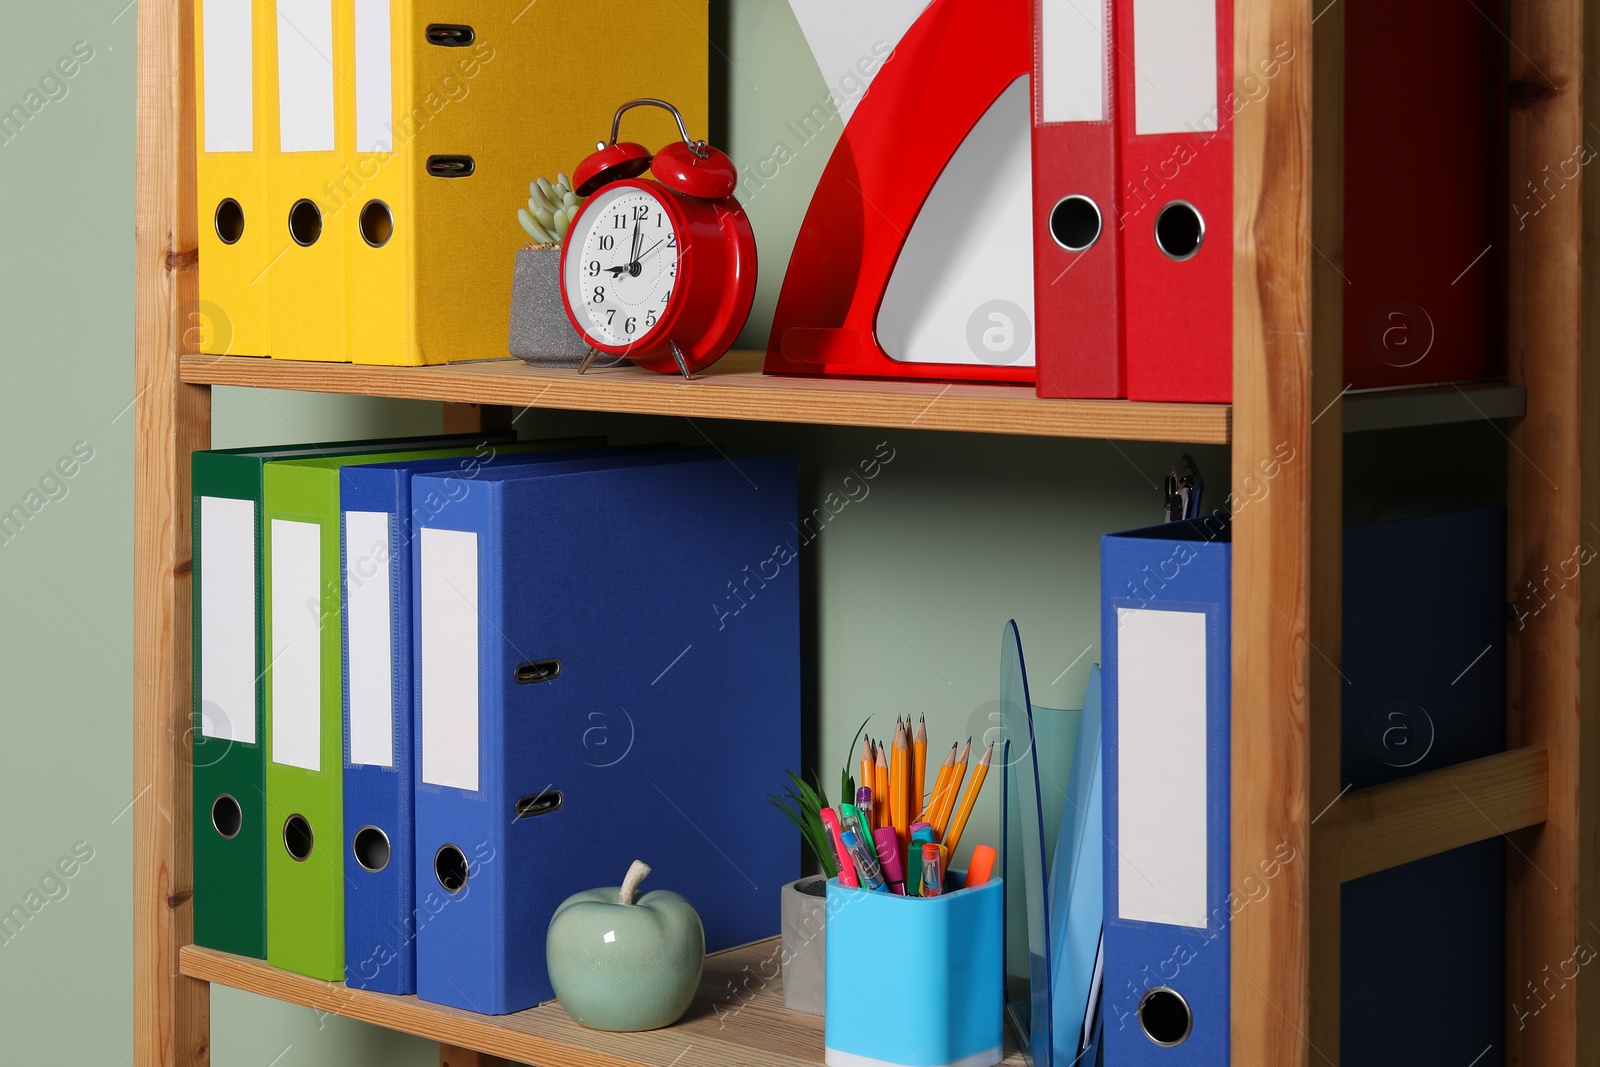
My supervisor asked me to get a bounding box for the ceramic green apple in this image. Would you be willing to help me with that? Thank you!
[546,860,706,1031]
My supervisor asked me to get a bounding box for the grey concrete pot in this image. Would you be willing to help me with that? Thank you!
[780,875,828,1015]
[508,245,589,366]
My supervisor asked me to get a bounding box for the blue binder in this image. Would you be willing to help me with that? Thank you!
[1340,508,1506,1066]
[337,444,663,993]
[411,453,801,1015]
[1101,516,1231,1065]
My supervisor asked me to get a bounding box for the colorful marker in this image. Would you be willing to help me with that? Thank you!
[819,807,859,887]
[873,826,906,895]
[920,843,944,898]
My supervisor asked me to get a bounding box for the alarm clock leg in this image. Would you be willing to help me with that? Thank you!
[578,347,602,375]
[670,340,695,381]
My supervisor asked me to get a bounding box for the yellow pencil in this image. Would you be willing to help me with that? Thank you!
[874,741,890,830]
[891,723,910,845]
[942,742,993,856]
[921,743,956,823]
[934,738,972,838]
[913,716,928,828]
[864,739,876,806]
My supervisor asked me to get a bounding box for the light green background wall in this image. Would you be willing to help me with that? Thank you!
[0,3,1224,1065]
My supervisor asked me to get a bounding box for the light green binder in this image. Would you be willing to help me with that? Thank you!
[262,437,595,980]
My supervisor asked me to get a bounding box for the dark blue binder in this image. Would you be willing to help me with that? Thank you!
[1340,508,1506,1066]
[411,453,801,1015]
[1102,516,1231,1066]
[337,444,665,993]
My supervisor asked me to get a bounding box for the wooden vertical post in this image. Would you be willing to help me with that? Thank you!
[1306,0,1346,1056]
[1231,0,1317,1060]
[1504,0,1596,1062]
[134,0,211,1065]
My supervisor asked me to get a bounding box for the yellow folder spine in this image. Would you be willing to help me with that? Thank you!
[266,0,351,362]
[348,0,417,365]
[195,0,272,357]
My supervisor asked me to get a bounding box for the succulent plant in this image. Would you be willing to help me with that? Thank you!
[519,173,583,246]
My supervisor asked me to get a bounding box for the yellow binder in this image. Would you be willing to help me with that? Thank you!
[264,0,352,361]
[195,0,270,357]
[344,1,710,366]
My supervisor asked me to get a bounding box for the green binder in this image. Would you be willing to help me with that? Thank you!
[262,437,597,980]
[192,433,509,959]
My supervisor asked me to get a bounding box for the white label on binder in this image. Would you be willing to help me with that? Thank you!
[199,496,256,743]
[354,0,394,153]
[1041,0,1107,123]
[1116,605,1209,929]
[202,0,254,152]
[277,0,336,152]
[345,511,393,767]
[421,528,479,792]
[1133,0,1219,134]
[271,519,323,771]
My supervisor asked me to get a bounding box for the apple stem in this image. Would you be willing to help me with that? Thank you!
[619,860,652,905]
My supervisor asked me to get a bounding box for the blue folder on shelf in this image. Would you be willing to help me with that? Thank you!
[338,442,656,993]
[1340,508,1506,1066]
[1102,516,1231,1065]
[411,452,801,1015]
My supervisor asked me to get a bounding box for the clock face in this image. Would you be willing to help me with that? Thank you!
[565,184,680,349]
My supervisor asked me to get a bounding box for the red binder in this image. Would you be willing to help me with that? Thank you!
[764,0,1033,383]
[1116,0,1234,403]
[1032,0,1124,399]
[1342,0,1505,389]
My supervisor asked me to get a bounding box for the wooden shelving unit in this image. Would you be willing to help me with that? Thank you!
[133,0,1598,1064]
[179,941,1027,1067]
[179,350,1234,443]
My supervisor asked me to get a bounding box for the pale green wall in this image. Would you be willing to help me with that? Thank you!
[0,3,1222,1065]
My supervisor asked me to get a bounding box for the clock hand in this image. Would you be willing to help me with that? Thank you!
[635,238,665,263]
[628,221,642,268]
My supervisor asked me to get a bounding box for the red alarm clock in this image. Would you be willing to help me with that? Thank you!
[563,99,757,379]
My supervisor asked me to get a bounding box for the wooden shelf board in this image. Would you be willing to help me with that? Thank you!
[1341,381,1526,433]
[179,940,1025,1067]
[178,350,1232,444]
[1325,745,1549,883]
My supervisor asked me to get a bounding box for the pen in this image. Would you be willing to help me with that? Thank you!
[840,829,886,891]
[819,807,859,887]
[840,802,870,848]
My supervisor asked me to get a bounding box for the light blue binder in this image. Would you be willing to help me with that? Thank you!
[1101,517,1231,1065]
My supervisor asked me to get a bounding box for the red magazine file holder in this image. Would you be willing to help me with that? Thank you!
[764,0,1031,383]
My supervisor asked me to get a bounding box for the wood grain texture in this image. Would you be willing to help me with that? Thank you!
[1231,0,1315,1060]
[180,942,1025,1067]
[1504,0,1596,1061]
[135,0,210,1065]
[1306,0,1346,1057]
[179,352,1233,444]
[1330,747,1549,882]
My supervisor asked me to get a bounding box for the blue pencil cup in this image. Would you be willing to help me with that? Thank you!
[824,875,1004,1067]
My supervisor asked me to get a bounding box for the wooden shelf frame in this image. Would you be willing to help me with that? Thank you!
[179,352,1234,443]
[177,940,1025,1067]
[132,0,1597,1064]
